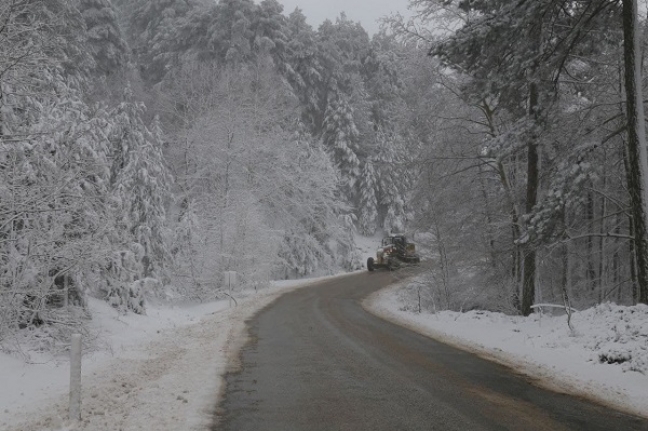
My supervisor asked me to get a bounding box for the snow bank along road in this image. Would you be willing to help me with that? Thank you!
[218,271,648,431]
[1,281,317,431]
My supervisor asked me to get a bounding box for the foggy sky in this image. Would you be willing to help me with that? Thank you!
[276,0,412,35]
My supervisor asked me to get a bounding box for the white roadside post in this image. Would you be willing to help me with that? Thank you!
[69,333,82,421]
[223,271,238,307]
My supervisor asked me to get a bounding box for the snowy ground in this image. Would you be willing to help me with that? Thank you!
[364,281,648,420]
[0,278,333,431]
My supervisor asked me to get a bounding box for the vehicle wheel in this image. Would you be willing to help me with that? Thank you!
[367,257,375,272]
[387,259,394,271]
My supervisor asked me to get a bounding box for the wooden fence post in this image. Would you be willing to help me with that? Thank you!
[69,333,82,421]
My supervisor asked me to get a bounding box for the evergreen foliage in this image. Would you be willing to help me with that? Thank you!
[107,92,172,284]
[78,0,130,78]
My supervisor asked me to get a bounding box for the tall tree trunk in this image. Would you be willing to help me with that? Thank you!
[613,215,622,303]
[622,135,640,303]
[585,188,597,291]
[597,168,608,303]
[521,79,541,316]
[562,235,573,330]
[622,0,648,305]
[432,219,450,310]
[494,159,523,284]
[478,164,496,267]
[629,211,639,303]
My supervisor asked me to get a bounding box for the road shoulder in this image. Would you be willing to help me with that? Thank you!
[363,281,648,420]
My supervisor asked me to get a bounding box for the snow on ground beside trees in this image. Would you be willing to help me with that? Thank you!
[0,278,330,431]
[365,282,648,420]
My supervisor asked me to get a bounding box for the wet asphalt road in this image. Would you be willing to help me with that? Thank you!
[216,271,648,431]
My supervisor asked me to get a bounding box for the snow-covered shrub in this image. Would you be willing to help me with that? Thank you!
[579,303,648,374]
[99,247,147,315]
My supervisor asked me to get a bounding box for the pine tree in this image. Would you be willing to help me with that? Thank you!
[358,159,378,234]
[321,96,362,197]
[364,36,412,232]
[103,89,173,310]
[281,8,322,130]
[252,0,288,58]
[78,0,129,78]
[113,0,203,83]
[375,130,408,233]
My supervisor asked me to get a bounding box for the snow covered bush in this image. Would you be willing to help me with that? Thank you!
[99,247,147,315]
[582,303,648,374]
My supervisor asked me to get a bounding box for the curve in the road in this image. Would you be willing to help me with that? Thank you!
[215,271,648,431]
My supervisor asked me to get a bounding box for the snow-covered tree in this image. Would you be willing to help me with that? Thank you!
[113,0,204,84]
[102,89,173,310]
[358,159,379,234]
[431,0,622,314]
[162,58,359,295]
[77,0,129,78]
[0,0,116,342]
[321,97,362,195]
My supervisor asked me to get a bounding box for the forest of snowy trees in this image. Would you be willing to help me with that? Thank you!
[1,0,648,352]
